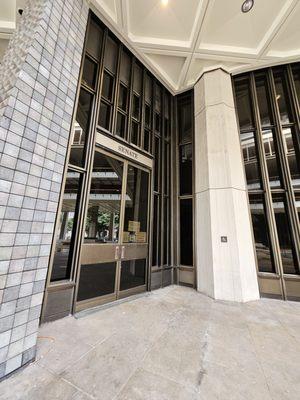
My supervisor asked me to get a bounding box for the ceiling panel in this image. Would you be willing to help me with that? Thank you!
[145,53,186,88]
[266,2,300,57]
[185,58,249,86]
[199,0,288,52]
[128,0,200,42]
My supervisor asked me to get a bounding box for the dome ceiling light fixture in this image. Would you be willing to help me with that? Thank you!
[161,0,169,7]
[241,0,254,13]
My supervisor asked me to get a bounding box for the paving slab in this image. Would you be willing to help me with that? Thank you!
[1,285,300,400]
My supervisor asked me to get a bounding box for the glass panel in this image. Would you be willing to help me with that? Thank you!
[123,166,149,243]
[120,259,146,290]
[249,194,275,273]
[143,129,151,153]
[255,74,274,127]
[180,199,193,266]
[164,118,170,141]
[154,136,160,191]
[155,86,162,112]
[118,84,128,112]
[145,74,152,104]
[104,36,118,73]
[282,127,300,188]
[178,95,192,142]
[131,121,139,146]
[77,262,116,301]
[234,78,254,131]
[262,129,282,189]
[82,57,97,90]
[86,19,103,60]
[152,195,158,266]
[51,171,82,281]
[116,112,126,139]
[164,142,170,195]
[132,95,140,120]
[145,104,151,128]
[102,71,114,101]
[240,131,262,190]
[292,63,300,105]
[155,113,161,133]
[133,64,142,94]
[274,69,293,124]
[179,144,193,195]
[85,152,123,243]
[273,194,299,275]
[98,101,111,131]
[120,50,131,85]
[163,197,170,265]
[69,88,93,167]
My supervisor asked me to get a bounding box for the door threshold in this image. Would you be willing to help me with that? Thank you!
[74,290,151,319]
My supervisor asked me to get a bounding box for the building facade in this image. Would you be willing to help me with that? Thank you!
[0,0,299,379]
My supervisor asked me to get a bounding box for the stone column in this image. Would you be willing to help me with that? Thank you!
[0,0,88,379]
[194,69,259,302]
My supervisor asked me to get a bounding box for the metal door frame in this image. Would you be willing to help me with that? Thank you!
[75,146,152,312]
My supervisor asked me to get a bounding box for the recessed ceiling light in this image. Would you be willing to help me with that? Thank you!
[161,0,169,7]
[241,0,254,13]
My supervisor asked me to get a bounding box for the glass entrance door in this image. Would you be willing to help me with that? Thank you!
[76,149,150,310]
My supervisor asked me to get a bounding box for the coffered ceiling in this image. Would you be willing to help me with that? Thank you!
[1,0,300,94]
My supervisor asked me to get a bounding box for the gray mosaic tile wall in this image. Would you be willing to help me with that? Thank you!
[0,0,88,379]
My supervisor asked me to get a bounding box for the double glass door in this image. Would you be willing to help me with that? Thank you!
[76,149,150,310]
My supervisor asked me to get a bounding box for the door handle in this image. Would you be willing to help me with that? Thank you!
[115,246,120,260]
[121,246,125,259]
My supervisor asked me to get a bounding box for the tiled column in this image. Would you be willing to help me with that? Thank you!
[194,69,259,302]
[0,0,88,379]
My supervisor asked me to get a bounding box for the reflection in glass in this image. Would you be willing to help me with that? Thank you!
[120,259,146,290]
[69,89,93,167]
[180,199,193,266]
[274,70,293,124]
[255,74,273,127]
[262,129,282,189]
[292,64,300,105]
[51,171,82,281]
[234,78,254,131]
[133,64,142,94]
[123,166,149,243]
[86,19,103,60]
[102,72,114,101]
[273,194,299,275]
[116,112,126,139]
[164,142,170,195]
[249,194,275,273]
[282,127,300,188]
[118,84,128,112]
[85,152,123,243]
[154,137,160,192]
[82,57,97,89]
[143,129,151,153]
[152,195,159,266]
[120,50,131,85]
[240,131,261,190]
[98,101,111,130]
[179,144,193,195]
[77,262,116,301]
[178,95,192,142]
[145,74,152,104]
[104,36,118,73]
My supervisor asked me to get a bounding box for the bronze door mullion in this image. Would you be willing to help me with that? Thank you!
[250,72,286,298]
[72,29,109,312]
[268,69,300,271]
[111,44,122,136]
